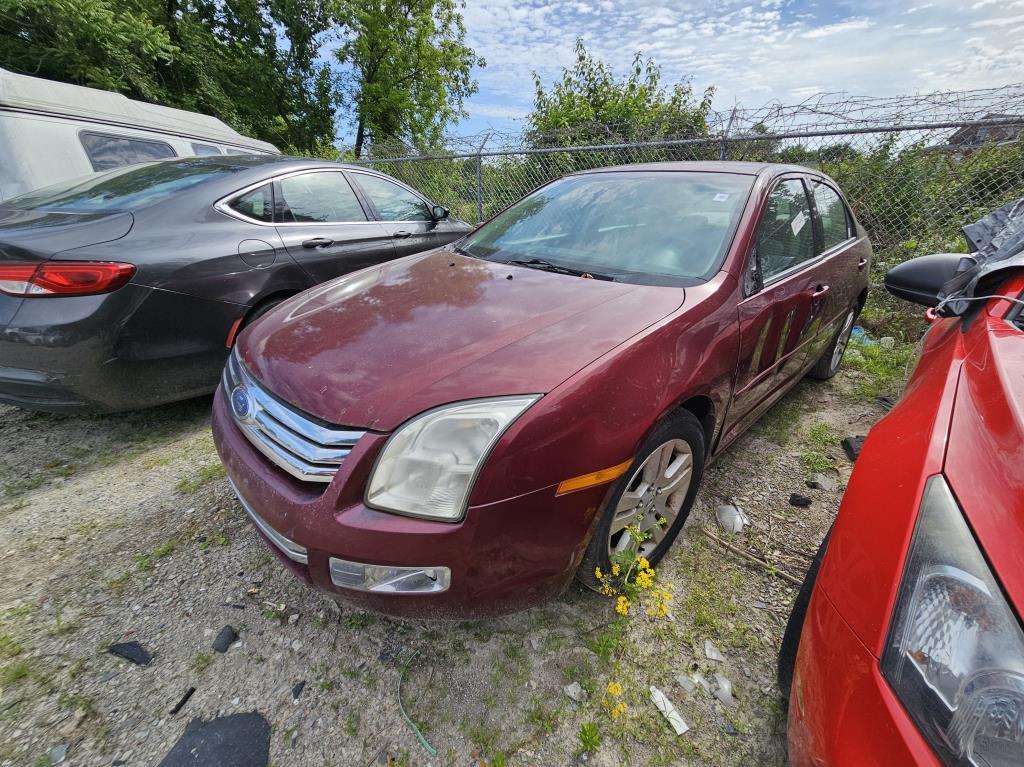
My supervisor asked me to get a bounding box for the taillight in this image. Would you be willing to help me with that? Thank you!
[0,261,135,297]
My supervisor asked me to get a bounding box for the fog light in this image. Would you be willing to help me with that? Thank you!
[329,557,450,594]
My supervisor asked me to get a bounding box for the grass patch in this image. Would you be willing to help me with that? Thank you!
[844,338,916,400]
[176,463,226,494]
[0,632,23,659]
[800,421,839,474]
[584,620,626,663]
[190,653,213,674]
[577,721,601,754]
[0,660,31,685]
[755,393,804,445]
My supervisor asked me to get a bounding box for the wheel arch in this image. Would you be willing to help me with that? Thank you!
[676,395,715,457]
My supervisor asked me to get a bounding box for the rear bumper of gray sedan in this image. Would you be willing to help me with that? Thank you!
[0,284,243,412]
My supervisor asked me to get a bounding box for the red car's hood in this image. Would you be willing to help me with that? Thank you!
[943,316,1024,617]
[239,249,685,430]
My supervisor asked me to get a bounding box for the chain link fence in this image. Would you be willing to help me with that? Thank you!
[356,87,1024,264]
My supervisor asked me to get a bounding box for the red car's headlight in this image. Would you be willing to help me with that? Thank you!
[882,475,1024,767]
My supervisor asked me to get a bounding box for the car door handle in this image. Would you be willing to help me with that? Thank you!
[857,257,868,270]
[392,231,412,239]
[302,237,334,249]
[811,284,830,299]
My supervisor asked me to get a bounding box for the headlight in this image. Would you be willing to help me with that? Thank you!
[365,396,539,521]
[882,475,1024,767]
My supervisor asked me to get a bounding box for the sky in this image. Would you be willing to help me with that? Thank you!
[453,0,1024,138]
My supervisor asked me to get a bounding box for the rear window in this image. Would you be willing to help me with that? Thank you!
[80,131,176,171]
[461,171,754,284]
[3,160,244,213]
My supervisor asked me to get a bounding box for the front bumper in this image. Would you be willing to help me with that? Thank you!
[211,387,606,618]
[788,586,941,767]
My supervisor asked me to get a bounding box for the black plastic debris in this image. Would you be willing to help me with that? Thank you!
[212,626,237,654]
[158,713,270,767]
[291,680,306,701]
[170,687,196,715]
[842,436,865,462]
[939,197,1024,314]
[107,642,152,666]
[789,494,812,508]
[875,395,897,411]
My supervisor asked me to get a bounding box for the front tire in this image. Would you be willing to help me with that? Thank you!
[577,410,705,590]
[777,527,832,700]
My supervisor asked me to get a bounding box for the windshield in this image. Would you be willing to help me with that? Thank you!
[461,171,755,285]
[2,159,245,213]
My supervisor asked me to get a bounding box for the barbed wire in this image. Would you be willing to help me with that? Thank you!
[357,84,1024,159]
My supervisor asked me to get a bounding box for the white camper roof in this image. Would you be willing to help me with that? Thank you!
[0,68,279,154]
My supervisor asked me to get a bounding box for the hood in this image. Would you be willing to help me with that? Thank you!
[240,249,685,430]
[942,317,1024,617]
[0,209,134,262]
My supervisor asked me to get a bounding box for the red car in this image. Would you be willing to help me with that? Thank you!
[781,228,1024,764]
[211,161,871,617]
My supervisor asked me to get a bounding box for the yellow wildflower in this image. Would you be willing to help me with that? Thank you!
[611,702,628,719]
[637,556,650,570]
[616,596,630,616]
[635,568,654,589]
[594,566,603,580]
[607,681,623,697]
[611,563,621,576]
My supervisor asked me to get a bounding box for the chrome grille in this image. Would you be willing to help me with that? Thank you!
[223,349,364,483]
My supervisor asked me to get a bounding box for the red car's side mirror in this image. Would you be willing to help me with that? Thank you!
[884,253,966,308]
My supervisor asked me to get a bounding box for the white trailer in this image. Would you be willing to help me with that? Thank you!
[0,68,279,200]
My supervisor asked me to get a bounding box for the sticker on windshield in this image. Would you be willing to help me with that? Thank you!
[713,193,729,202]
[791,211,807,235]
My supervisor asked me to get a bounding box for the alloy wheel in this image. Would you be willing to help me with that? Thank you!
[830,310,856,372]
[608,439,694,558]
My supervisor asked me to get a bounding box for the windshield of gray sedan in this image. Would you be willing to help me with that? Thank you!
[461,171,754,284]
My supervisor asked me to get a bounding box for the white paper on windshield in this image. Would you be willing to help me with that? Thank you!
[713,193,729,202]
[791,211,807,235]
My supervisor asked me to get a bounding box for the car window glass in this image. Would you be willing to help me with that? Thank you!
[224,148,251,156]
[228,184,273,222]
[461,171,754,284]
[278,172,367,223]
[757,179,815,280]
[4,159,242,212]
[355,174,432,221]
[191,143,222,156]
[812,182,851,252]
[80,132,176,172]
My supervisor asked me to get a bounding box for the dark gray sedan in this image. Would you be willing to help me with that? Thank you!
[0,156,470,412]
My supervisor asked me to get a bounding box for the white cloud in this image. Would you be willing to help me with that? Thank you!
[801,19,874,39]
[455,0,1024,132]
[970,14,1024,26]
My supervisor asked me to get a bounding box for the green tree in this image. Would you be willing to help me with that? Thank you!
[337,0,483,157]
[0,0,176,98]
[528,39,714,148]
[0,0,345,154]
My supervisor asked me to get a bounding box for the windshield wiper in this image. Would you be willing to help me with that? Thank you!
[504,258,614,281]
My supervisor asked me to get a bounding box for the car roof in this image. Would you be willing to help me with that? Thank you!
[572,160,818,177]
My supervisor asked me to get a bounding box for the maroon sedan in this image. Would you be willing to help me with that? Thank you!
[212,162,871,617]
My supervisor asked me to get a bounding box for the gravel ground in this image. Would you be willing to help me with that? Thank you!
[0,367,887,767]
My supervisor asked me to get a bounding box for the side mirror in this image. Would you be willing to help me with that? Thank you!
[431,205,449,221]
[884,253,969,307]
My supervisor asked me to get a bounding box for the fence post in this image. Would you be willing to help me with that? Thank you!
[719,107,737,161]
[475,132,490,223]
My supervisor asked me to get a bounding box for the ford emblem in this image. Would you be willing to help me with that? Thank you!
[230,385,253,421]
